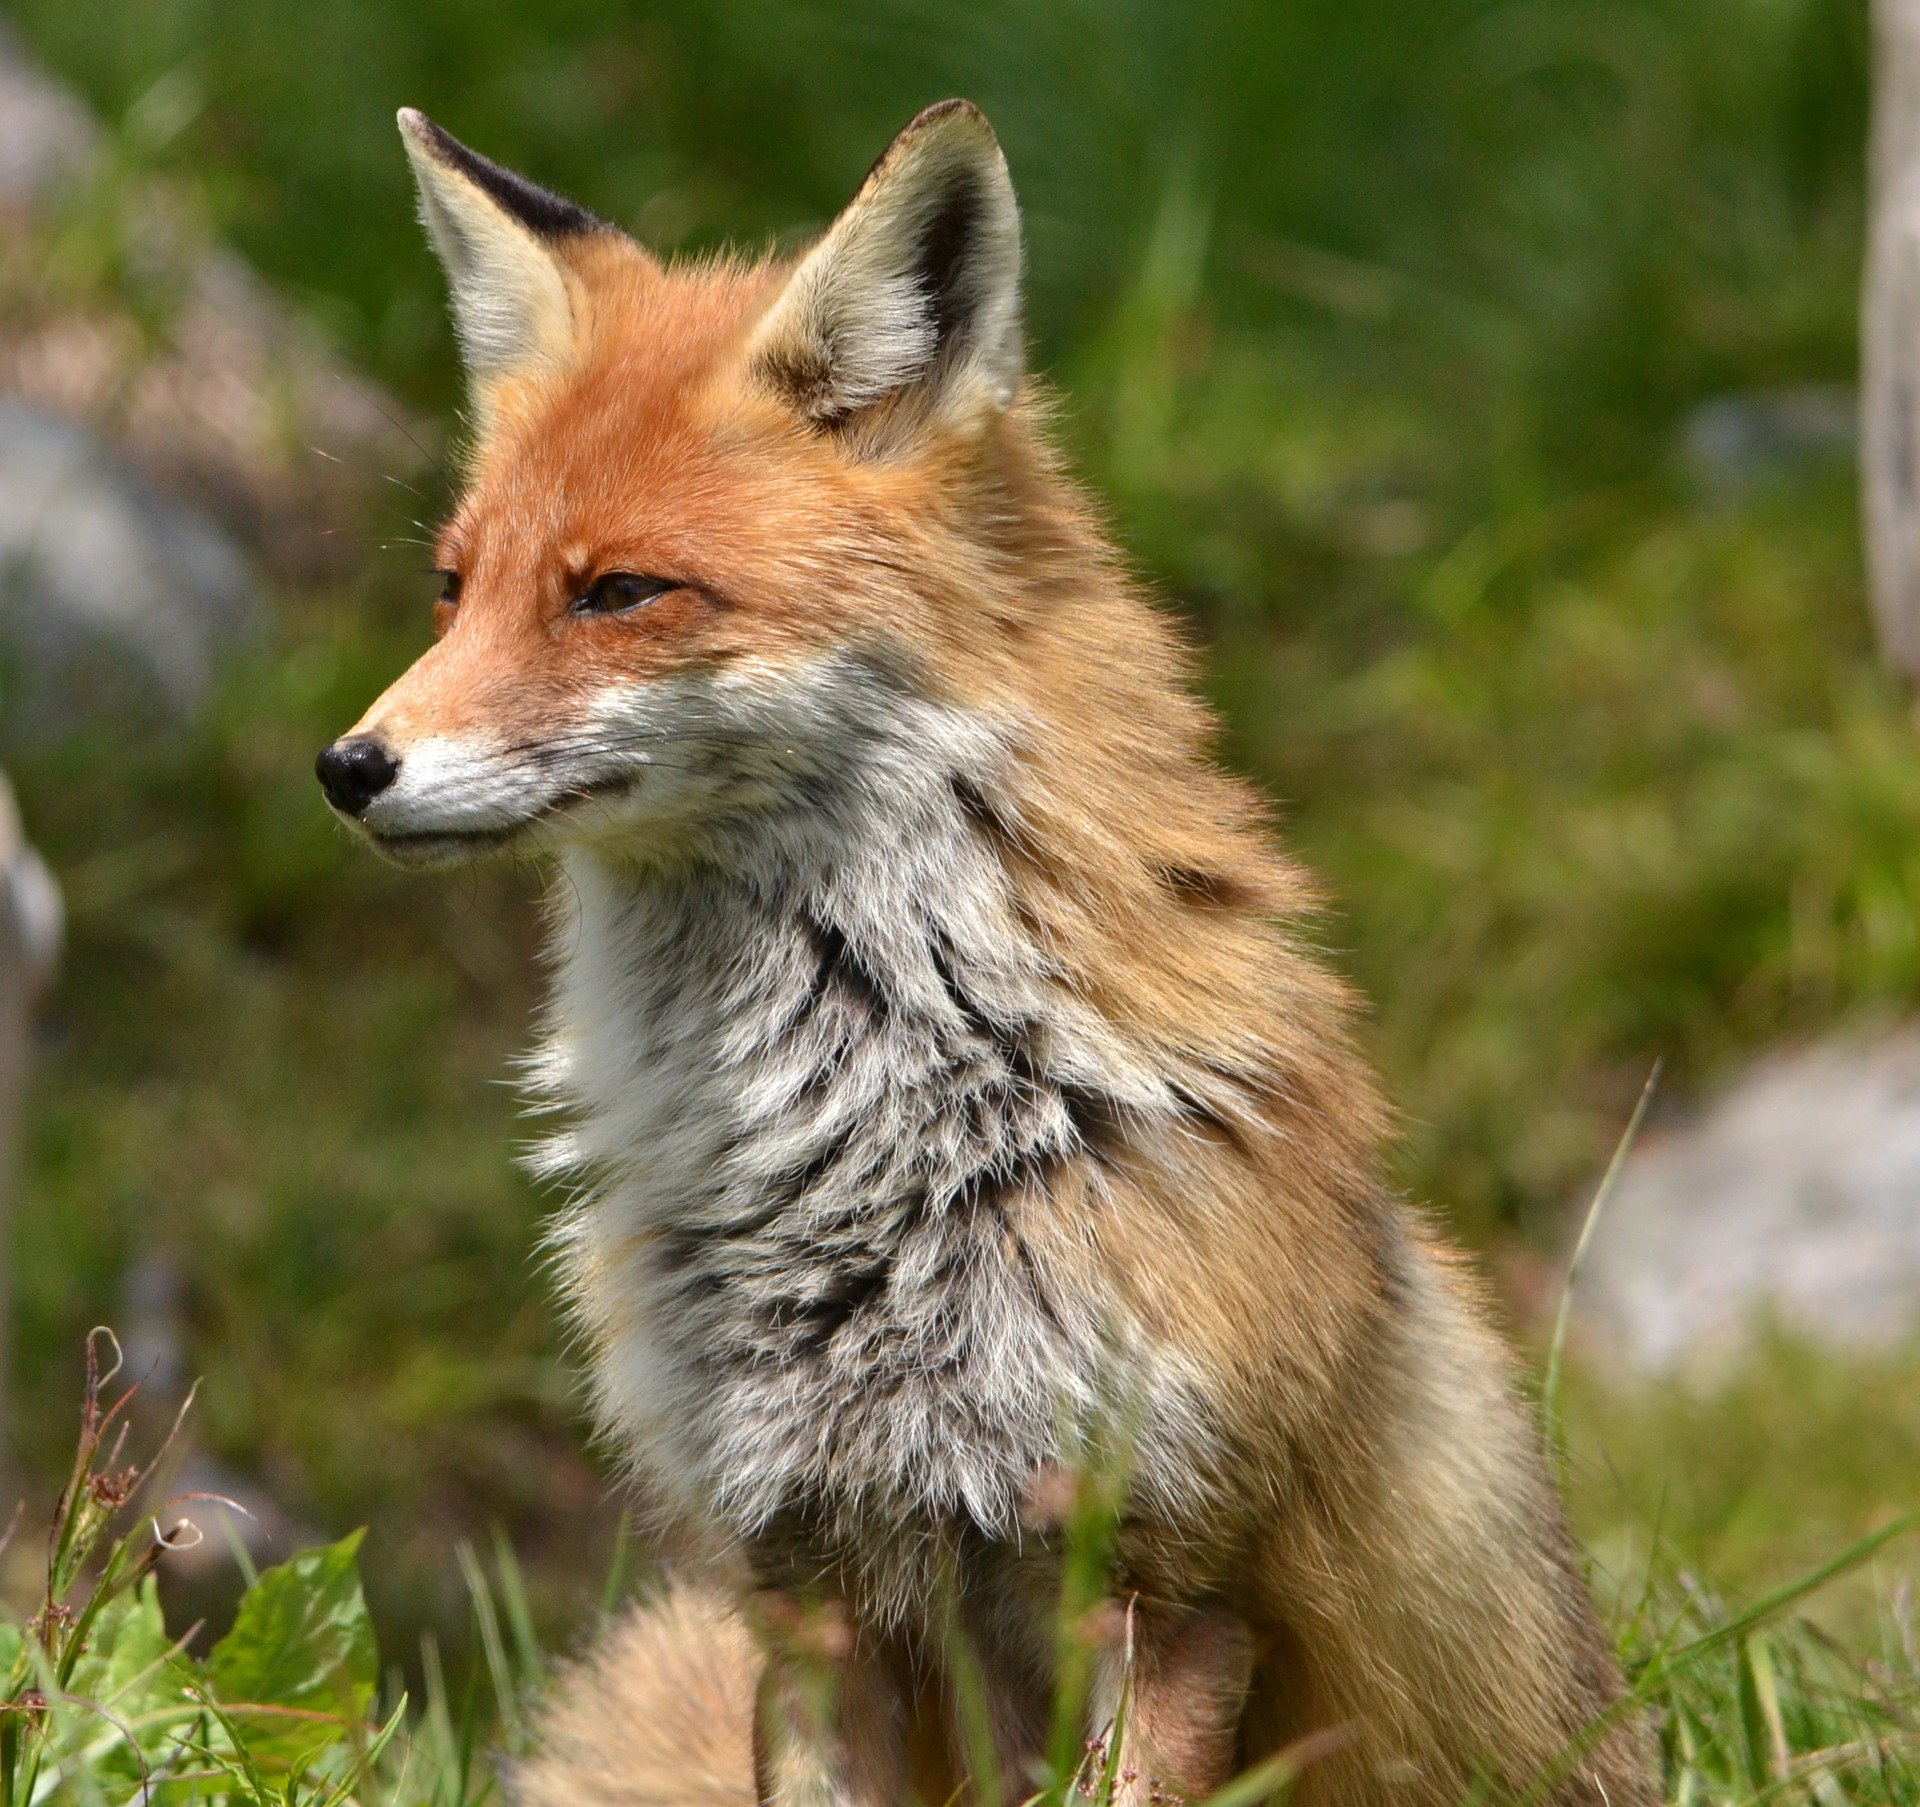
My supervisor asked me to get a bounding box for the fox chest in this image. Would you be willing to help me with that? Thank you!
[629,1157,1092,1561]
[547,884,1120,1576]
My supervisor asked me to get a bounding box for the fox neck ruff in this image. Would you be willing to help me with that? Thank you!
[529,654,1222,1614]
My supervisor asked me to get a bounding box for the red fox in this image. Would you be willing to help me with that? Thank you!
[319,100,1657,1807]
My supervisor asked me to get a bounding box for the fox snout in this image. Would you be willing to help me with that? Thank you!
[313,712,556,864]
[315,737,399,817]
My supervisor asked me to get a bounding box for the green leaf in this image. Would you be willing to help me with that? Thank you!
[206,1531,377,1775]
[58,1578,197,1788]
[87,1577,171,1705]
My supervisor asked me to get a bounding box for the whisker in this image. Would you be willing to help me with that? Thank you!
[381,471,434,505]
[334,375,453,488]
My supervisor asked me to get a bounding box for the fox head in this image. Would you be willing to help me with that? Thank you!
[317,100,1040,867]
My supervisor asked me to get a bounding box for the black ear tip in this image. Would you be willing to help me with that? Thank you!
[397,107,451,156]
[861,99,1006,198]
[397,108,603,241]
[902,98,996,142]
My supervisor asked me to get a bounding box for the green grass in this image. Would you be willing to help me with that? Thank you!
[0,0,1917,1756]
[1568,1336,1920,1624]
[1,1337,1918,1806]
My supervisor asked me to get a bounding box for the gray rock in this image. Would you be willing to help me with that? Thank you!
[0,397,257,727]
[1681,385,1858,497]
[0,20,97,211]
[1579,1031,1920,1371]
[0,27,429,583]
[0,774,57,990]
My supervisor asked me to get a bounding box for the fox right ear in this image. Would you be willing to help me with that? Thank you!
[398,110,600,424]
[746,100,1023,445]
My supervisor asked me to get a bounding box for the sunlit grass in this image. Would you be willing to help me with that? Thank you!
[0,1337,1915,1805]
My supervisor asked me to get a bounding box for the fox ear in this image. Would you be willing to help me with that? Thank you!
[398,109,600,417]
[747,100,1023,439]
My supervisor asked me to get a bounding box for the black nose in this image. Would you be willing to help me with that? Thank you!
[316,737,399,816]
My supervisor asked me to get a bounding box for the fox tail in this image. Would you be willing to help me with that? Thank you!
[514,1581,758,1807]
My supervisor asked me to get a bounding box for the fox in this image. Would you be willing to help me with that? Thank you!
[317,99,1658,1807]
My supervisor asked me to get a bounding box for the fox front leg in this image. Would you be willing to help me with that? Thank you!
[749,1595,909,1807]
[1094,1602,1255,1807]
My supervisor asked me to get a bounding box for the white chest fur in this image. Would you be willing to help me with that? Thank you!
[527,716,1213,1612]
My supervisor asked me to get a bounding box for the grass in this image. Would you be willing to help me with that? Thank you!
[0,0,1916,1766]
[0,1336,1916,1805]
[1567,1336,1920,1622]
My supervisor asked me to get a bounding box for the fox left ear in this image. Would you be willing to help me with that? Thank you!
[747,100,1023,440]
[398,109,602,424]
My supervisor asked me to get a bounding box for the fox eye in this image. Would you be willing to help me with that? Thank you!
[572,572,679,617]
[434,570,462,608]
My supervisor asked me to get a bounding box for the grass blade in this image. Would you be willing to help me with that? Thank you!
[1735,1634,1785,1790]
[456,1539,524,1754]
[1191,1727,1349,1807]
[597,1513,632,1624]
[488,1525,544,1691]
[1638,1508,1920,1691]
[1542,1059,1660,1460]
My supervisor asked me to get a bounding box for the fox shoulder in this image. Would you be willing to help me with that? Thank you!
[513,1582,757,1807]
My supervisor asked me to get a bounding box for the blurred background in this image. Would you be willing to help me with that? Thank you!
[0,0,1909,1673]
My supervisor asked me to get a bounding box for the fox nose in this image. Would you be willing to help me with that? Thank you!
[316,737,399,816]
